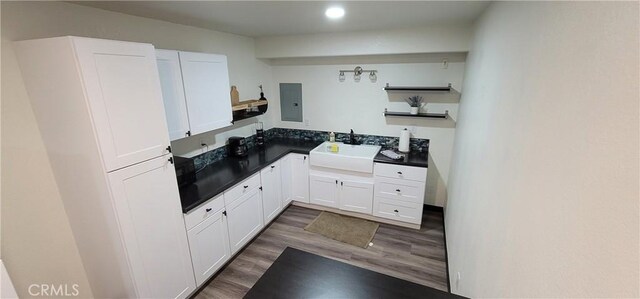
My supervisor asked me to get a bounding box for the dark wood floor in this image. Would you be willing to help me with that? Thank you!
[195,205,448,299]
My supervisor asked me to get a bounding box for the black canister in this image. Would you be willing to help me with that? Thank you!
[256,122,265,147]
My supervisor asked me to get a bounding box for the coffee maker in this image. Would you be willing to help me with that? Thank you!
[228,136,248,157]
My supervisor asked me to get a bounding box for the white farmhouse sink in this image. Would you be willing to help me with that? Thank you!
[310,141,381,173]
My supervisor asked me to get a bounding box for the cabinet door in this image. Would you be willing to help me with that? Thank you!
[178,51,232,135]
[291,154,310,203]
[309,174,339,208]
[261,162,282,224]
[156,49,191,141]
[108,155,195,299]
[73,37,171,172]
[226,188,264,254]
[280,155,293,206]
[339,180,374,214]
[187,209,231,287]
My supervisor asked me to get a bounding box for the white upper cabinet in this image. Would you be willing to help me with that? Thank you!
[156,50,233,138]
[178,51,233,135]
[74,38,171,171]
[156,50,191,140]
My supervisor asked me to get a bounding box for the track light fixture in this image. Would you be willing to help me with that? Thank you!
[338,66,378,83]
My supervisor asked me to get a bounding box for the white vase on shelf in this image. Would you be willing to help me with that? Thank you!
[410,106,419,115]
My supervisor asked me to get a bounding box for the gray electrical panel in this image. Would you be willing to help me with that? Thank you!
[279,83,303,122]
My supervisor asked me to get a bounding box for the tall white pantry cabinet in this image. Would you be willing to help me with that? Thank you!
[15,37,196,298]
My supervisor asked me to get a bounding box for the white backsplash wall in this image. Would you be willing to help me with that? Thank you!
[270,60,465,206]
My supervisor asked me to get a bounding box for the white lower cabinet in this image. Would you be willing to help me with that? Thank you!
[306,163,428,226]
[280,154,293,206]
[372,163,428,225]
[291,154,310,203]
[182,159,292,289]
[180,157,432,293]
[261,161,282,223]
[309,174,339,208]
[186,205,230,287]
[225,186,264,254]
[339,180,374,214]
[184,174,268,289]
[310,173,374,213]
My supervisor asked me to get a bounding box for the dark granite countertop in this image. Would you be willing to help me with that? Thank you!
[179,138,322,213]
[179,138,429,213]
[374,150,429,168]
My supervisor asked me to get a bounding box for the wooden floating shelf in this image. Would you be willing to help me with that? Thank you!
[383,109,449,119]
[383,83,453,92]
[232,110,265,123]
[232,99,268,111]
[230,85,269,123]
[232,101,268,123]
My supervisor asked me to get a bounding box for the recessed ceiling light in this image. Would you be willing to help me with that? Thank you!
[325,7,345,19]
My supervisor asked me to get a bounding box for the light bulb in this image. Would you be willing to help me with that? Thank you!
[325,7,345,19]
[369,71,377,82]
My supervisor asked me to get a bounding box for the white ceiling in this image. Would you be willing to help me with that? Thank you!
[72,1,490,38]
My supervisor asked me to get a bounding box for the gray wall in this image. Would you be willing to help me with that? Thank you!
[445,2,639,297]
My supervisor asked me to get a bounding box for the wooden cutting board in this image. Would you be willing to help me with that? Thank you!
[230,85,240,105]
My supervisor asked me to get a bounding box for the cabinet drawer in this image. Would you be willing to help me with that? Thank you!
[373,197,423,225]
[375,177,425,204]
[374,163,427,182]
[184,194,225,230]
[224,173,261,206]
